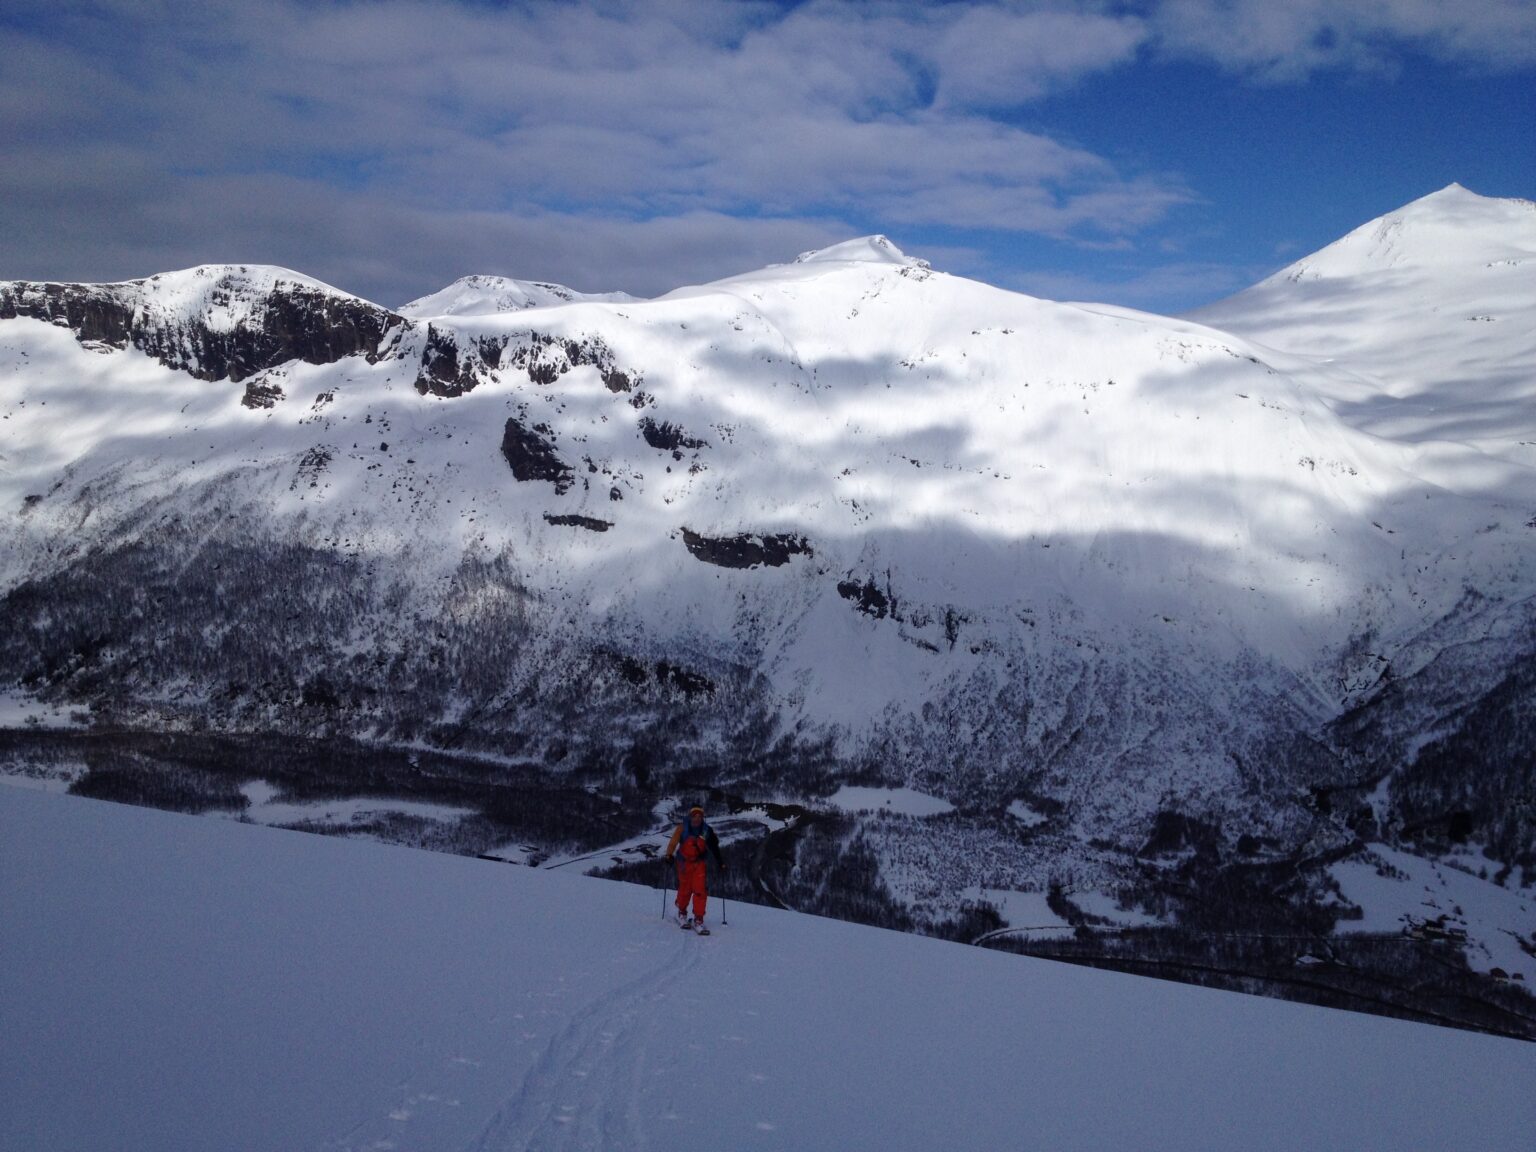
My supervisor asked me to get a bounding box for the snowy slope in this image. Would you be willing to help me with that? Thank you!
[400,275,638,318]
[1186,184,1536,868]
[1189,183,1536,465]
[3,784,1533,1152]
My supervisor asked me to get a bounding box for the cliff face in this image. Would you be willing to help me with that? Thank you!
[0,267,403,382]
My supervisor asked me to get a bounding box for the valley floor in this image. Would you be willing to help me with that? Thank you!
[3,784,1533,1152]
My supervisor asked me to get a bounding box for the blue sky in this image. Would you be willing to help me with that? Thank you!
[2,1,1533,313]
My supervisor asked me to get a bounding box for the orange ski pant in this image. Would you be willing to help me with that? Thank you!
[675,858,708,919]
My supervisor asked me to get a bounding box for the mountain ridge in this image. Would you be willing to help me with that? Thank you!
[1,186,1532,984]
[399,274,639,318]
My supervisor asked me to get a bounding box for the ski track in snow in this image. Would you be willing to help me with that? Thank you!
[320,928,705,1152]
[461,933,701,1152]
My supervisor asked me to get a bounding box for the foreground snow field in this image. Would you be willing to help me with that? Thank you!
[2,785,1532,1152]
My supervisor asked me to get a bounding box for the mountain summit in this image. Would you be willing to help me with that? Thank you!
[398,275,638,319]
[1189,183,1536,467]
[1249,183,1534,280]
[0,263,398,383]
[793,234,918,265]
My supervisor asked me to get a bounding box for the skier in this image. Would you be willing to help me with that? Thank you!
[666,805,725,934]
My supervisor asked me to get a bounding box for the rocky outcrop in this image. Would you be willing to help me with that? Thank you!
[640,417,708,457]
[609,652,716,698]
[505,331,637,392]
[542,513,613,532]
[0,273,651,418]
[414,326,510,398]
[412,327,643,399]
[837,575,894,619]
[240,380,285,409]
[680,528,812,569]
[0,272,402,383]
[501,418,574,493]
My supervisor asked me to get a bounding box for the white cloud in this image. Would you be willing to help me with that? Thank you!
[3,0,1530,304]
[0,0,1196,300]
[1149,0,1536,79]
[932,7,1148,107]
[0,155,854,304]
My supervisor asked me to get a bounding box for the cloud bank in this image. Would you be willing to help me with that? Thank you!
[1,1,1531,306]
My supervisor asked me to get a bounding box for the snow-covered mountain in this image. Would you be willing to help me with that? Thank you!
[5,784,1533,1151]
[1187,183,1536,881]
[1189,183,1536,466]
[1,189,1533,995]
[0,264,399,385]
[399,274,639,318]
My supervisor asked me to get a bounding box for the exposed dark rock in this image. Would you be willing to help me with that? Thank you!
[501,418,574,493]
[240,380,285,409]
[0,273,402,383]
[681,528,812,569]
[837,575,893,619]
[416,325,470,396]
[500,330,641,393]
[1447,809,1475,843]
[542,513,613,532]
[640,417,708,456]
[0,280,133,346]
[414,326,511,397]
[292,447,333,491]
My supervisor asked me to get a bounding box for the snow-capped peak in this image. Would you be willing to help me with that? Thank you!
[398,275,638,319]
[138,263,351,296]
[0,264,368,326]
[1269,184,1535,281]
[793,235,916,266]
[1187,181,1536,470]
[122,264,376,330]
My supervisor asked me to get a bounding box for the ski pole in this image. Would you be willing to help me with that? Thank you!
[661,857,669,920]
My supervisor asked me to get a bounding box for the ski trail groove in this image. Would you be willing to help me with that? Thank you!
[464,932,700,1152]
